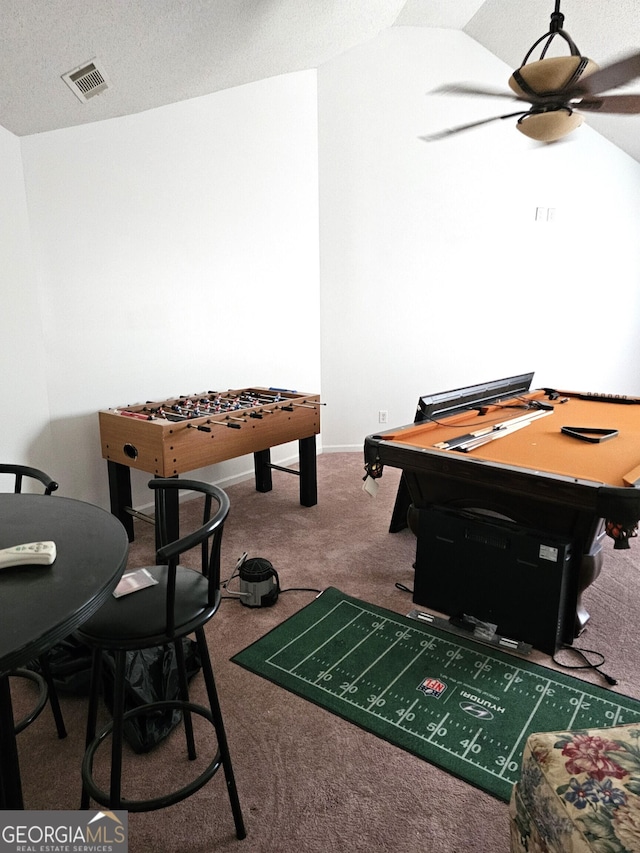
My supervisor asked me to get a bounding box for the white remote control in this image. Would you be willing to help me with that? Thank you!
[0,541,57,568]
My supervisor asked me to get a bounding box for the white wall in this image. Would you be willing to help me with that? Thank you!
[16,70,321,508]
[4,26,640,506]
[318,28,640,448]
[0,125,55,474]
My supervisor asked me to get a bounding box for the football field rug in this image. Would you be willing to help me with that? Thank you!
[231,587,640,802]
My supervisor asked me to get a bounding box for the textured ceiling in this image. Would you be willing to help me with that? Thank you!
[1,0,639,162]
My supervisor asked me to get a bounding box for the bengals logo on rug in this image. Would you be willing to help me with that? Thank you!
[417,677,447,698]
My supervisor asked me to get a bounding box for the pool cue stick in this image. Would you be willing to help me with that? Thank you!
[435,409,551,451]
[454,409,553,452]
[457,409,552,451]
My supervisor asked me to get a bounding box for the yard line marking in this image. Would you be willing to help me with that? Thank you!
[304,613,387,682]
[502,669,522,692]
[335,623,405,695]
[365,643,429,710]
[567,692,588,729]
[461,728,484,760]
[427,713,450,743]
[499,679,552,778]
[266,600,353,663]
[393,698,420,726]
[472,657,492,679]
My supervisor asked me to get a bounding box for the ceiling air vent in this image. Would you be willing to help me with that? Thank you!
[62,59,110,103]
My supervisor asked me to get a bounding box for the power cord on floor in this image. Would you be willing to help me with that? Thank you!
[280,586,321,594]
[221,587,320,601]
[395,582,413,595]
[552,644,618,686]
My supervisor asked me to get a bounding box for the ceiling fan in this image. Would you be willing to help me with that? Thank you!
[425,0,640,143]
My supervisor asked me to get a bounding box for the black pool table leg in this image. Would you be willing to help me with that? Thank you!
[574,520,606,636]
[389,474,412,533]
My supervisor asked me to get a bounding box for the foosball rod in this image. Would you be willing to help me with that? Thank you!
[288,402,325,408]
[187,418,245,431]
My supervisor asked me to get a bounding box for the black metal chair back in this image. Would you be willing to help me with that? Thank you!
[0,464,59,496]
[151,478,229,637]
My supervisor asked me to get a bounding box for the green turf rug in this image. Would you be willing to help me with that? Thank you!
[231,587,640,802]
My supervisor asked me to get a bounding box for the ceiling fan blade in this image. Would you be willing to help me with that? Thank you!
[431,83,523,102]
[572,51,640,96]
[420,111,526,141]
[573,94,640,114]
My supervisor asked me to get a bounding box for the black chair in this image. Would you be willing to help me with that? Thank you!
[77,478,245,838]
[0,464,67,739]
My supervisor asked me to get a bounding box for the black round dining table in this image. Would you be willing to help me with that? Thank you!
[0,493,129,808]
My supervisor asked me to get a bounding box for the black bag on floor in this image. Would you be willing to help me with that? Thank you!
[30,637,202,753]
[28,636,94,695]
[101,639,202,754]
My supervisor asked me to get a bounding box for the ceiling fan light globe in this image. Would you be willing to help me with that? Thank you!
[509,56,599,97]
[516,109,584,142]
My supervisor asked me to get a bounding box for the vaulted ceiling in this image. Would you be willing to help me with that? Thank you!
[2,0,639,162]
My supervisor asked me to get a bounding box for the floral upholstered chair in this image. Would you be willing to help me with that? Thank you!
[510,723,640,852]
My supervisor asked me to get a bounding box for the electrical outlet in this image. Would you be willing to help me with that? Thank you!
[378,410,388,424]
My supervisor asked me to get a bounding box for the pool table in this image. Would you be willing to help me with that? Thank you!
[364,373,640,652]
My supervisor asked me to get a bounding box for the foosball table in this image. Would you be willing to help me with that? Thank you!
[99,386,321,541]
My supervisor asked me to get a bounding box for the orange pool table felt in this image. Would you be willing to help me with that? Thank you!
[381,390,640,489]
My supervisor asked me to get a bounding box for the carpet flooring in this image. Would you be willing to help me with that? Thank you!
[11,452,640,852]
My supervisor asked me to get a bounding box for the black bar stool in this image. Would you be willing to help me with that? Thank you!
[77,478,245,839]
